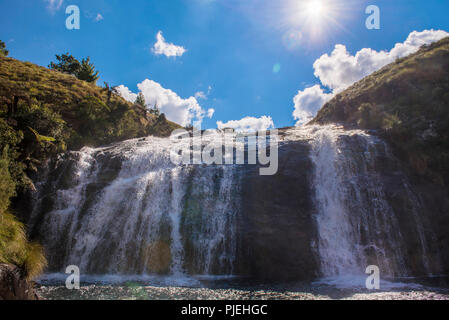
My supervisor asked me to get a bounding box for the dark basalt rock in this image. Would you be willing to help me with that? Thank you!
[0,264,39,300]
[235,141,320,281]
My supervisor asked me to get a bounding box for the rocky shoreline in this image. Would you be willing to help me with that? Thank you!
[35,283,449,300]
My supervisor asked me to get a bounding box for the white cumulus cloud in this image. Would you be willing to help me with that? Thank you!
[217,116,275,133]
[152,31,186,58]
[115,85,137,104]
[195,91,207,100]
[207,108,215,118]
[195,86,212,100]
[292,85,334,126]
[117,80,208,127]
[313,29,449,93]
[293,29,449,125]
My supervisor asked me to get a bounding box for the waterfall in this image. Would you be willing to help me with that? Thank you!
[289,125,433,278]
[28,125,439,281]
[29,135,240,276]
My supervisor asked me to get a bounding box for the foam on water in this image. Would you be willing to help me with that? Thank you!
[312,275,424,290]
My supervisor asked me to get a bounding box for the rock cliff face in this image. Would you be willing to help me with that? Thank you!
[0,264,38,300]
[22,134,320,281]
[21,126,449,282]
[235,140,319,280]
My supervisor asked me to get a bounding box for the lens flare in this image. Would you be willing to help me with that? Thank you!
[272,63,281,73]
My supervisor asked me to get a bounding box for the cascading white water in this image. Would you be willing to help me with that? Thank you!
[309,128,365,276]
[286,125,433,278]
[29,134,240,276]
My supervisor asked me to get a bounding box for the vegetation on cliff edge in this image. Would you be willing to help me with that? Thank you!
[312,37,449,188]
[0,149,46,279]
[0,47,180,278]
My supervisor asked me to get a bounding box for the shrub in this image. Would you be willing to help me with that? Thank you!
[0,40,8,57]
[0,211,47,279]
[0,151,16,213]
[357,103,383,129]
[0,152,46,279]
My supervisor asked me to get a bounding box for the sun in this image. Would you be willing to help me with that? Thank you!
[283,0,346,45]
[306,0,325,17]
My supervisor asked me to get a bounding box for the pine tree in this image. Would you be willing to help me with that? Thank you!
[135,92,146,107]
[0,40,8,57]
[76,57,100,84]
[49,53,81,75]
[49,54,99,84]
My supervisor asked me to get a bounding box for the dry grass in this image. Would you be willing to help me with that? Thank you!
[0,212,47,279]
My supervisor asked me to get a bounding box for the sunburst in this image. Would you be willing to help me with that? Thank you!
[305,0,325,17]
[283,0,349,45]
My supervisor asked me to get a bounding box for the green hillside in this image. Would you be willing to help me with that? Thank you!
[312,37,449,187]
[0,56,180,147]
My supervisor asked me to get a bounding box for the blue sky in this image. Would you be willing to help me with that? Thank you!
[1,0,449,130]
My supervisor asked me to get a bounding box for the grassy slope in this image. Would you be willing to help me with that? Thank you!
[312,37,449,187]
[0,56,181,279]
[0,56,180,147]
